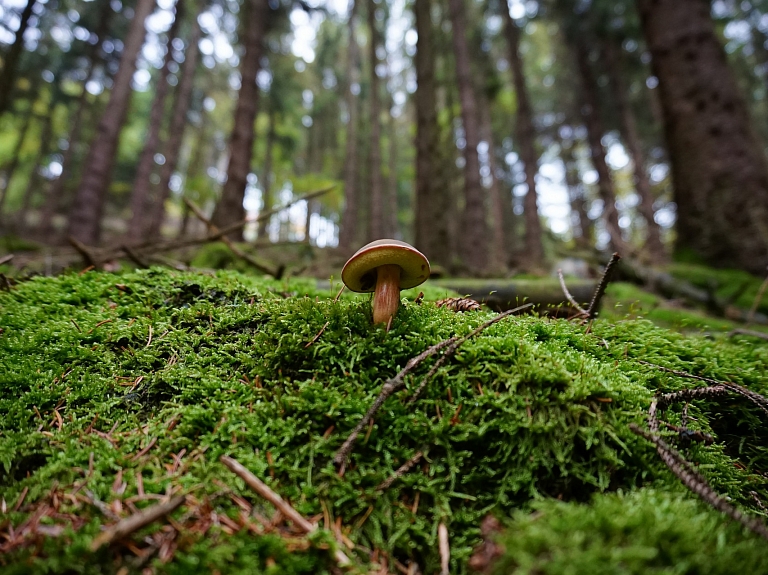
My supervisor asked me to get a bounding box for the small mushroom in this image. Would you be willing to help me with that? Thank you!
[342,239,430,325]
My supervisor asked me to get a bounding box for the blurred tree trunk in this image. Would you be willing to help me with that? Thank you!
[0,105,34,220]
[147,6,201,238]
[447,0,488,274]
[0,0,37,117]
[637,0,768,273]
[18,111,53,229]
[573,39,627,253]
[67,0,156,245]
[603,37,665,262]
[557,133,593,249]
[477,90,507,273]
[387,109,398,238]
[177,112,209,238]
[257,109,276,240]
[414,0,449,267]
[128,0,182,242]
[338,0,361,252]
[502,5,543,268]
[38,0,113,238]
[211,0,269,239]
[367,0,384,240]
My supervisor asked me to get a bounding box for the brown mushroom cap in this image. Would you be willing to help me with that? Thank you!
[342,239,430,293]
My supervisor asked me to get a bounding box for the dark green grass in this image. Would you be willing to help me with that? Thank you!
[0,268,767,573]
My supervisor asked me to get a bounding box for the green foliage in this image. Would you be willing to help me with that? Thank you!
[0,269,766,573]
[491,489,768,575]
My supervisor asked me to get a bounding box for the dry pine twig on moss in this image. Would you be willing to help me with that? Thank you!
[90,495,186,550]
[435,297,482,312]
[558,252,621,320]
[333,303,533,470]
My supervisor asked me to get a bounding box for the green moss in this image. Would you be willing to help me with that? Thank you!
[491,489,768,575]
[667,263,768,315]
[0,268,766,573]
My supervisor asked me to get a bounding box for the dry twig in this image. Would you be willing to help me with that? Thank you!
[376,451,424,491]
[305,321,330,348]
[220,455,351,567]
[729,328,768,342]
[90,495,186,550]
[557,269,588,317]
[438,522,450,575]
[587,252,621,319]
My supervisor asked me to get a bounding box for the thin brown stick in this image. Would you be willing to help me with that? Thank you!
[747,267,768,325]
[586,252,621,319]
[408,303,533,404]
[376,451,424,491]
[638,360,768,416]
[729,328,768,342]
[332,337,459,470]
[0,254,14,266]
[438,522,450,575]
[334,303,533,470]
[68,236,98,267]
[305,321,330,348]
[629,423,768,541]
[184,199,280,278]
[121,244,150,268]
[557,269,588,316]
[333,284,346,303]
[220,455,351,567]
[90,495,186,550]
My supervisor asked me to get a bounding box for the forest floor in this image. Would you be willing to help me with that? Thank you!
[1,252,768,573]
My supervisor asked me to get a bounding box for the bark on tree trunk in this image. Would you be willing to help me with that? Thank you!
[147,5,201,238]
[338,0,361,252]
[257,109,276,240]
[447,0,488,274]
[366,0,384,241]
[0,105,34,220]
[18,111,54,229]
[603,37,665,262]
[502,5,544,268]
[414,0,450,268]
[637,0,768,273]
[558,133,593,249]
[573,39,627,254]
[127,0,182,242]
[210,0,269,239]
[38,0,113,238]
[0,0,37,117]
[66,0,156,245]
[387,109,398,238]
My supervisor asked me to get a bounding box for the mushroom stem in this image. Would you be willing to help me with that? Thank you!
[372,264,401,325]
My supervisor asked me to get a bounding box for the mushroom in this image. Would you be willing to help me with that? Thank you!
[342,239,430,325]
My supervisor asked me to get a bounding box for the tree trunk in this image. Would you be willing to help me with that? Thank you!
[0,106,34,220]
[127,0,182,242]
[18,111,54,229]
[0,0,37,117]
[558,133,593,248]
[573,39,627,253]
[603,37,665,262]
[477,89,507,273]
[211,0,269,239]
[502,5,544,268]
[66,0,156,245]
[637,0,768,273]
[413,0,450,268]
[146,4,201,238]
[366,0,384,241]
[257,109,276,240]
[338,0,361,252]
[447,0,488,274]
[37,0,113,238]
[387,109,398,238]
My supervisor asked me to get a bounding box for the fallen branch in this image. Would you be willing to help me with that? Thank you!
[220,455,351,568]
[121,244,150,269]
[630,423,768,541]
[407,303,533,403]
[184,199,281,278]
[90,495,186,550]
[729,328,768,342]
[557,269,588,316]
[376,451,424,491]
[333,303,532,470]
[638,360,768,417]
[0,253,14,266]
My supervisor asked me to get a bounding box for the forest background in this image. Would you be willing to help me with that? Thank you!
[0,0,767,279]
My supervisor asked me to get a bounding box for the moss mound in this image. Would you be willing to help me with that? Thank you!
[0,268,766,573]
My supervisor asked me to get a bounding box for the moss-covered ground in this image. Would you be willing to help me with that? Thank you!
[1,268,767,573]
